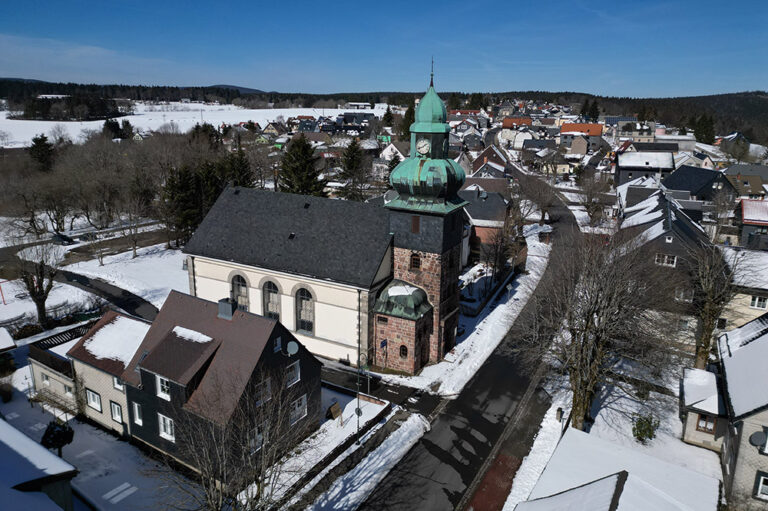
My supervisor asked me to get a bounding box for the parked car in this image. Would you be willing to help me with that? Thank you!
[78,232,98,242]
[50,233,75,245]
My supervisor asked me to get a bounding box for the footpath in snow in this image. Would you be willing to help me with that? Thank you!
[63,243,188,308]
[377,224,551,397]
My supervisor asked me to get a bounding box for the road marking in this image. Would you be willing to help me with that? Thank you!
[29,422,46,431]
[102,482,131,500]
[76,449,94,458]
[5,412,19,420]
[110,486,138,504]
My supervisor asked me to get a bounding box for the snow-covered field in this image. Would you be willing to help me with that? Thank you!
[0,279,101,325]
[377,223,551,396]
[0,101,388,148]
[63,243,188,308]
[307,413,430,510]
[503,379,722,509]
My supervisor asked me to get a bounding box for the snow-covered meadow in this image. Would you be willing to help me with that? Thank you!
[0,279,101,325]
[0,101,388,148]
[377,223,552,396]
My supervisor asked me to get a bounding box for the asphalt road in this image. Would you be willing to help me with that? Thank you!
[360,178,576,511]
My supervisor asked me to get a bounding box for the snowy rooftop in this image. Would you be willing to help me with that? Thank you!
[616,176,658,208]
[721,247,768,290]
[172,326,213,343]
[0,417,76,488]
[74,314,151,371]
[682,368,725,415]
[718,313,768,417]
[527,428,719,510]
[621,193,662,228]
[0,327,14,352]
[741,199,768,225]
[618,152,675,169]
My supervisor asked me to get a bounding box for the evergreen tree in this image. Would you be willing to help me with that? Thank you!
[694,115,715,144]
[338,138,370,201]
[588,101,600,122]
[679,126,687,136]
[120,119,134,139]
[387,154,401,177]
[164,165,201,243]
[448,93,461,110]
[382,106,394,127]
[399,103,415,139]
[581,98,591,118]
[279,135,327,196]
[29,134,54,172]
[102,118,121,138]
[467,93,485,110]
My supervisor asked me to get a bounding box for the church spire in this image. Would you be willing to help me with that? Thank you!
[430,57,434,87]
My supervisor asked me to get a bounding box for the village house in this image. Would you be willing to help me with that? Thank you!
[559,122,604,152]
[615,151,675,185]
[734,199,768,249]
[380,140,410,162]
[184,79,469,375]
[721,248,768,330]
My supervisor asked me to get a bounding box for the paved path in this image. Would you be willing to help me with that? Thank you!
[360,178,576,511]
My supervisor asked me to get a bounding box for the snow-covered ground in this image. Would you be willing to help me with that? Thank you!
[0,280,102,325]
[307,413,430,510]
[376,223,551,396]
[63,243,188,308]
[0,102,388,148]
[503,379,722,510]
[567,205,616,235]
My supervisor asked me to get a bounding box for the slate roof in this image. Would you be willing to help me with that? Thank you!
[723,163,768,179]
[184,187,393,288]
[458,189,508,223]
[471,145,507,172]
[631,142,679,152]
[522,139,556,151]
[661,165,720,197]
[624,186,659,208]
[461,177,510,198]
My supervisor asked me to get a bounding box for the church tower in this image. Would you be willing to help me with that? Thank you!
[380,75,467,368]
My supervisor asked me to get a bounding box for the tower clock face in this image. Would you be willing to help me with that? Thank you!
[416,138,431,155]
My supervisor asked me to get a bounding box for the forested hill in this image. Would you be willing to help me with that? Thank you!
[1,78,767,143]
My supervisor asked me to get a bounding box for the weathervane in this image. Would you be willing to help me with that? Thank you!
[430,56,434,87]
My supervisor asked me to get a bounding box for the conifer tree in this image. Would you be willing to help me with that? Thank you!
[448,93,461,110]
[29,134,55,172]
[581,98,591,118]
[338,138,370,201]
[382,106,394,127]
[279,134,327,197]
[387,154,401,177]
[588,101,600,122]
[399,103,415,139]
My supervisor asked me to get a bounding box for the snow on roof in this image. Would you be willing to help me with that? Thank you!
[721,247,768,290]
[173,326,213,343]
[0,417,75,488]
[718,313,768,417]
[616,176,658,208]
[527,428,719,510]
[81,315,151,367]
[0,327,14,351]
[682,368,724,415]
[49,337,80,358]
[741,199,768,225]
[621,193,662,228]
[618,152,674,169]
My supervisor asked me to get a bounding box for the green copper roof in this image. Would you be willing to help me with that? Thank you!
[412,85,448,133]
[373,280,432,321]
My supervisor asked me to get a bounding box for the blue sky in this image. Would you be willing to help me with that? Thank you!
[1,0,766,97]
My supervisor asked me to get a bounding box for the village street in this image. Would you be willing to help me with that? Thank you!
[359,178,577,511]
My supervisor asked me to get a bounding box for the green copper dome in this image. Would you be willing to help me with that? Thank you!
[374,280,432,320]
[386,76,467,215]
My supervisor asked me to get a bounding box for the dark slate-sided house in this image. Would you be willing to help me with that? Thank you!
[458,188,510,260]
[631,142,680,152]
[662,165,735,201]
[522,139,556,152]
[121,291,322,468]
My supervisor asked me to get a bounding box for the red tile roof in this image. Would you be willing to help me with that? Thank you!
[502,117,532,129]
[560,123,603,137]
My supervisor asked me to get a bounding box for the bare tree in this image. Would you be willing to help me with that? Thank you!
[709,189,737,243]
[521,175,556,224]
[15,242,65,328]
[687,244,740,368]
[579,169,610,225]
[514,229,677,430]
[159,368,317,510]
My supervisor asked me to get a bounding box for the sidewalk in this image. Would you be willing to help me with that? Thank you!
[2,360,195,511]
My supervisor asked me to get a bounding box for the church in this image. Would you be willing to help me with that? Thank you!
[183,77,467,375]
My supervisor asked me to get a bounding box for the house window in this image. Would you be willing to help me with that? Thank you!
[113,376,124,391]
[410,253,421,270]
[158,413,175,442]
[249,424,266,453]
[64,384,73,396]
[110,402,123,423]
[289,394,307,425]
[133,402,143,426]
[156,375,171,401]
[41,373,50,386]
[665,236,673,244]
[678,318,689,330]
[411,215,420,234]
[675,287,693,303]
[274,336,282,353]
[86,389,102,412]
[750,296,767,310]
[654,253,677,267]
[696,414,715,434]
[263,281,280,321]
[285,361,300,388]
[757,474,768,500]
[231,275,248,312]
[717,318,727,330]
[296,288,314,334]
[400,345,408,359]
[255,378,271,406]
[377,316,388,324]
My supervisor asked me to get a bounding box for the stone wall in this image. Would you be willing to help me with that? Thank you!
[373,312,432,374]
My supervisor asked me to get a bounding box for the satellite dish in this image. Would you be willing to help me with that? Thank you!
[286,341,299,356]
[749,431,767,447]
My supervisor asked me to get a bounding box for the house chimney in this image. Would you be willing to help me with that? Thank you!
[218,298,236,320]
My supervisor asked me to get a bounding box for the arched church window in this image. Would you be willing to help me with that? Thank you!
[400,345,408,359]
[296,288,314,334]
[410,253,421,270]
[263,282,280,321]
[231,275,248,311]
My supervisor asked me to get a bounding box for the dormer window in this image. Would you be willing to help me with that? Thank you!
[156,375,171,401]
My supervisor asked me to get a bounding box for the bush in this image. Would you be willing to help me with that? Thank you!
[0,383,13,403]
[632,413,660,444]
